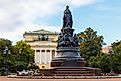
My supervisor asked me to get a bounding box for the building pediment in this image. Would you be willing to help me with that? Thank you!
[24,29,58,35]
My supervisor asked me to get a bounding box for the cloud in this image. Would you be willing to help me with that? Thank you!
[0,0,97,44]
[96,5,114,11]
[68,0,97,7]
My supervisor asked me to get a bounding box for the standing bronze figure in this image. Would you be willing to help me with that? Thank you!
[63,5,73,28]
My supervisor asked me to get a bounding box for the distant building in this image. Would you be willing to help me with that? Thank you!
[23,29,112,69]
[102,45,112,54]
[23,29,58,69]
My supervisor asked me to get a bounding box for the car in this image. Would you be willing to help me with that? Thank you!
[17,70,29,76]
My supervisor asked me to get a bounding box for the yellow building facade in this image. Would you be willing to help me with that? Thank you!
[23,29,58,69]
[102,45,112,54]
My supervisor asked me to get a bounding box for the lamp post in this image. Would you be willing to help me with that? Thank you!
[3,46,11,76]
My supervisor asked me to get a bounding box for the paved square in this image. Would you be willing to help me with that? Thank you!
[0,76,121,81]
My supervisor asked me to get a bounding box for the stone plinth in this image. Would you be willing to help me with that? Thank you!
[51,47,85,67]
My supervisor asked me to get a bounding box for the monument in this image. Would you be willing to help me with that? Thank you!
[40,6,101,76]
[51,5,85,68]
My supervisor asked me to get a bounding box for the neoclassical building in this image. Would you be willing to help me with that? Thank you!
[102,45,112,54]
[23,29,58,69]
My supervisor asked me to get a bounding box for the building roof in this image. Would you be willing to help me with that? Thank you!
[24,29,59,35]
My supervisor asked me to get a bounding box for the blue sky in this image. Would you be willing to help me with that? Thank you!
[0,0,121,45]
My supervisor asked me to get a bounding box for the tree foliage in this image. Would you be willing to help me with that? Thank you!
[78,27,104,60]
[0,39,34,75]
[89,53,111,73]
[12,40,34,71]
[0,38,12,75]
[77,27,111,73]
[77,27,121,73]
[111,40,121,73]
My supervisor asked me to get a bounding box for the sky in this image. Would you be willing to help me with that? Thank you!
[0,0,121,45]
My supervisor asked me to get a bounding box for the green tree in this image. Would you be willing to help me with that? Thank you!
[0,38,12,75]
[78,27,104,60]
[0,39,34,74]
[89,53,111,73]
[13,40,34,71]
[111,40,121,73]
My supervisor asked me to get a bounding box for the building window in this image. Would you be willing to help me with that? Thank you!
[42,50,45,52]
[47,50,50,52]
[47,62,49,64]
[36,50,40,52]
[42,66,45,68]
[33,50,35,54]
[52,50,55,59]
[42,62,44,64]
[41,50,45,64]
[36,62,39,64]
[46,50,50,63]
[36,50,40,64]
[33,50,35,52]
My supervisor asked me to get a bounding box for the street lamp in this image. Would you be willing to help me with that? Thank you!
[3,46,11,75]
